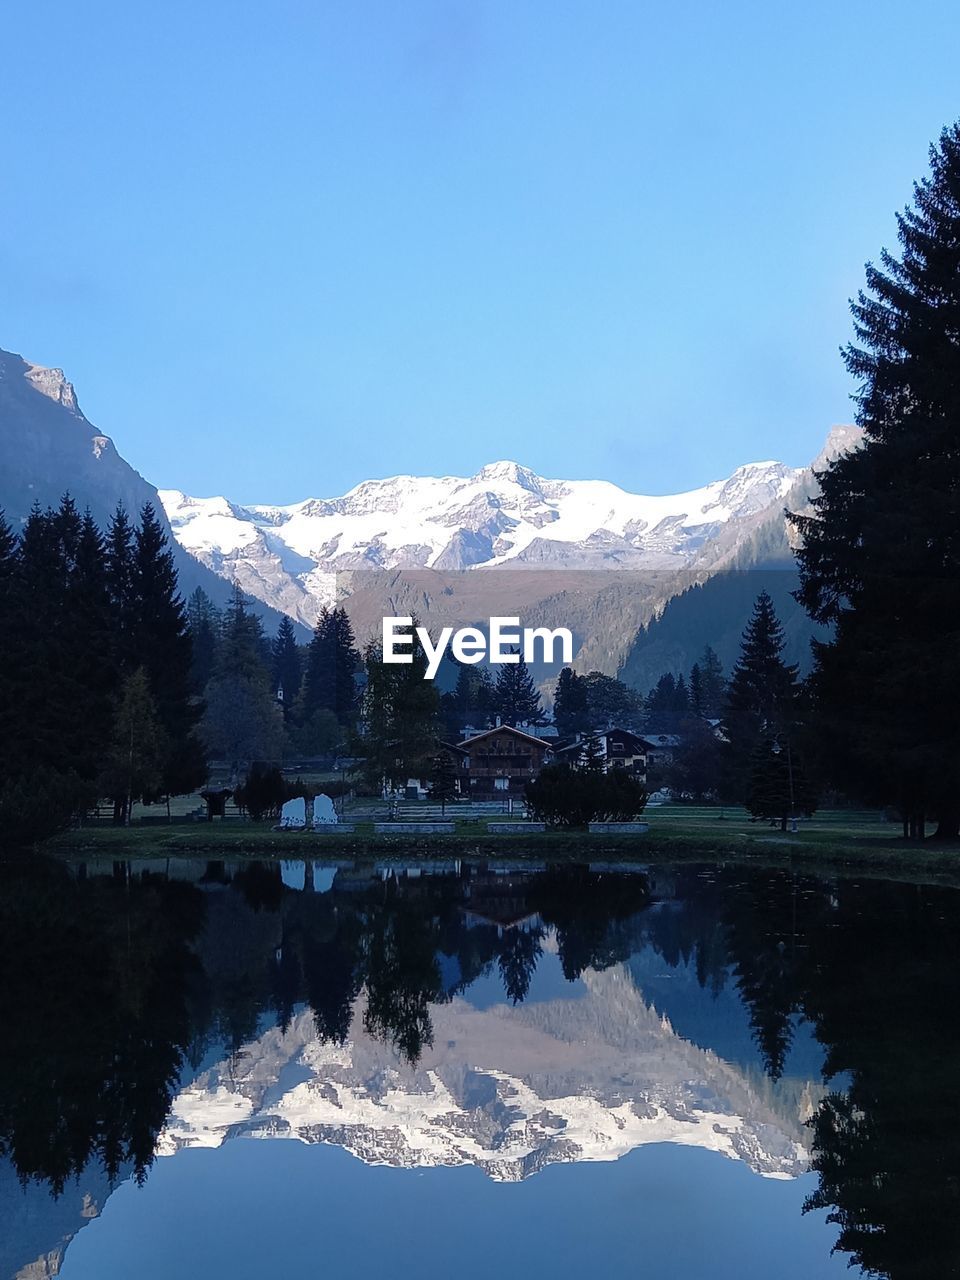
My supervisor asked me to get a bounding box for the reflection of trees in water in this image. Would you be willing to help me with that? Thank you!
[3,855,958,1279]
[0,858,204,1193]
[694,868,960,1280]
[799,882,960,1279]
[498,925,544,1005]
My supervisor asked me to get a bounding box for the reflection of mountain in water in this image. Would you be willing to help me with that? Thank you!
[160,957,815,1183]
[0,1158,115,1280]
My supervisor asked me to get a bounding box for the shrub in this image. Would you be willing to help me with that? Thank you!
[524,763,647,828]
[234,762,288,821]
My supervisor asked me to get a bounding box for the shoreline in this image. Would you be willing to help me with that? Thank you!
[42,820,960,887]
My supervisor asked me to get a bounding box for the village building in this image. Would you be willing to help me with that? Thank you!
[457,723,553,796]
[553,728,649,782]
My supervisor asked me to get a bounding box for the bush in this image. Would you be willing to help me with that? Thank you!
[234,762,288,821]
[525,764,648,828]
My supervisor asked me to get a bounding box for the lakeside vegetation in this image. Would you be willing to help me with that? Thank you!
[47,805,960,884]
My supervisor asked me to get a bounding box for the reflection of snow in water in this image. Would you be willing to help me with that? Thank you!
[157,967,813,1183]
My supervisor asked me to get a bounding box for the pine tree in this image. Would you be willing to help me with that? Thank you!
[201,585,282,777]
[358,630,440,792]
[746,735,817,831]
[13,503,75,781]
[100,668,167,824]
[62,511,117,789]
[105,504,137,675]
[721,592,806,804]
[645,673,679,733]
[579,731,606,771]
[299,606,360,728]
[792,124,960,838]
[186,587,222,695]
[271,615,301,715]
[452,661,494,731]
[581,670,642,730]
[131,504,205,795]
[493,652,542,726]
[429,751,458,814]
[674,673,690,721]
[0,512,17,776]
[689,662,703,716]
[553,667,589,736]
[696,646,727,718]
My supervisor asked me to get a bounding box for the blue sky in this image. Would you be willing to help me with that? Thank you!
[3,1,959,503]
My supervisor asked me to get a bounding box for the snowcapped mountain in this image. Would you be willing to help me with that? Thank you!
[159,456,807,631]
[157,964,814,1183]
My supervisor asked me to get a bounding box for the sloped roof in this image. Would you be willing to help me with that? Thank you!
[458,725,550,749]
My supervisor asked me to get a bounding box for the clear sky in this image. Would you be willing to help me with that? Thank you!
[3,1,959,504]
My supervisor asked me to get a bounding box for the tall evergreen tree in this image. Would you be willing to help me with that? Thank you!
[185,587,221,696]
[689,662,703,716]
[299,606,359,728]
[553,667,589,736]
[358,630,440,792]
[429,751,458,814]
[201,585,282,776]
[100,668,167,824]
[0,511,18,775]
[105,504,137,674]
[792,124,960,838]
[271,615,302,716]
[645,672,687,733]
[695,646,727,718]
[579,731,606,772]
[493,652,542,726]
[133,504,206,797]
[721,592,805,804]
[452,660,495,731]
[63,511,117,786]
[582,670,642,729]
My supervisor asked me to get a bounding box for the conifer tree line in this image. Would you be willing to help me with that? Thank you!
[0,498,204,836]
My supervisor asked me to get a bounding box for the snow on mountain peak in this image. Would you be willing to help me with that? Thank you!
[158,441,851,632]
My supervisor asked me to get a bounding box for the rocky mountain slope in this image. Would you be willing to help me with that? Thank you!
[0,348,303,636]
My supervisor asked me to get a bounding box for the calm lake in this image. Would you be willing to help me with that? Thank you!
[0,855,956,1279]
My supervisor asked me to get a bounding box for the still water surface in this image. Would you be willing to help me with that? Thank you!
[0,855,956,1279]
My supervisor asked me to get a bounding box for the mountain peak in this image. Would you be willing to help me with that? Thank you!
[473,460,540,489]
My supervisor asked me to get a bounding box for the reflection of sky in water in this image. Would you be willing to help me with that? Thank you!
[59,1141,846,1280]
[444,944,587,1010]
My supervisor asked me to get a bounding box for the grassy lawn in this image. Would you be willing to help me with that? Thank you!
[46,802,960,884]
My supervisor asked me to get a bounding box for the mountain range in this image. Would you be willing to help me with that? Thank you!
[159,963,816,1183]
[0,345,861,684]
